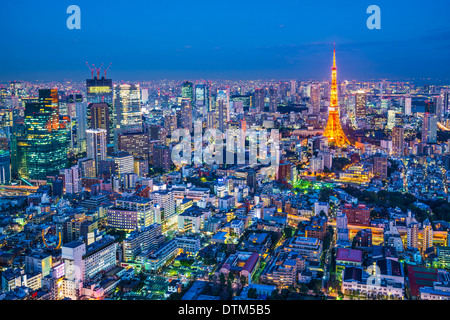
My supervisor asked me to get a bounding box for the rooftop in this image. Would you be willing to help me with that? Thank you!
[336,248,363,263]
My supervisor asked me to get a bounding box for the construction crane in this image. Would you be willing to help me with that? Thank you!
[104,63,112,78]
[94,63,103,79]
[86,61,94,79]
[42,230,62,250]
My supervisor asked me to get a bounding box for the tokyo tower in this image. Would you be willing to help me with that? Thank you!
[323,45,350,147]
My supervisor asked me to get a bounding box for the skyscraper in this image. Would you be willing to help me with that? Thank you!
[254,88,265,113]
[373,154,388,180]
[422,113,438,144]
[310,84,320,115]
[180,98,193,131]
[108,151,134,180]
[153,145,171,172]
[218,99,227,133]
[444,90,450,117]
[181,81,194,103]
[323,47,350,147]
[64,166,81,194]
[86,128,107,175]
[387,110,396,130]
[86,77,114,144]
[88,103,110,139]
[404,97,412,116]
[113,84,142,149]
[407,222,419,250]
[17,89,69,180]
[0,150,11,185]
[118,132,150,160]
[216,88,230,121]
[392,126,404,157]
[194,82,210,116]
[269,87,277,112]
[355,90,366,119]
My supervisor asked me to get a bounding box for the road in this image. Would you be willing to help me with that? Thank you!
[322,231,336,293]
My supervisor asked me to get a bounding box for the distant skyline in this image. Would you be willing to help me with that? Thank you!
[1,0,450,82]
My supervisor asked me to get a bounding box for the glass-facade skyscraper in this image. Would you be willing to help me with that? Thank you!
[17,89,68,180]
[113,84,142,150]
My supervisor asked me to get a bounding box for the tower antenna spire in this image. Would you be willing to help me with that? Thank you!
[333,43,336,68]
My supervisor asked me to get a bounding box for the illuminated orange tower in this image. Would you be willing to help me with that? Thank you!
[323,46,350,147]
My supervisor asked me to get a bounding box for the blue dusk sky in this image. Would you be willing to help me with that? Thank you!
[0,0,449,82]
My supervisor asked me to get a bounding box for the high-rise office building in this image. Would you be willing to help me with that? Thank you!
[422,113,438,144]
[113,84,142,149]
[86,128,107,175]
[387,110,396,130]
[180,98,193,131]
[153,145,171,172]
[290,80,297,97]
[355,90,366,119]
[67,94,86,142]
[216,88,230,122]
[310,84,320,115]
[64,165,81,194]
[373,154,388,180]
[194,82,211,115]
[269,87,277,112]
[118,132,149,160]
[218,99,227,133]
[164,114,178,136]
[435,95,444,121]
[444,91,450,117]
[0,150,11,185]
[108,151,134,179]
[17,89,69,180]
[181,81,194,103]
[78,158,96,178]
[86,77,114,144]
[254,88,265,113]
[88,103,110,139]
[404,97,412,116]
[392,126,404,157]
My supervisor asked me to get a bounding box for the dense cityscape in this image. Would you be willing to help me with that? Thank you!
[0,47,450,302]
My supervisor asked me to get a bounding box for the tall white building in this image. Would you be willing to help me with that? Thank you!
[407,222,419,250]
[336,210,350,246]
[404,97,412,116]
[423,219,434,253]
[86,128,107,174]
[83,236,117,281]
[64,166,81,194]
[61,241,86,299]
[150,190,176,225]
